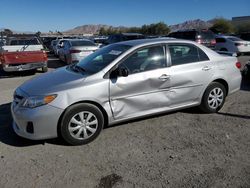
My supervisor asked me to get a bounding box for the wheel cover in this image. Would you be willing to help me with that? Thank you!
[208,88,224,109]
[68,111,98,140]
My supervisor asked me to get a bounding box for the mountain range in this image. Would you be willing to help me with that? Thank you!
[63,19,214,35]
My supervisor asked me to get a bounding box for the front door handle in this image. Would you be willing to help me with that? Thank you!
[159,74,170,81]
[202,66,212,71]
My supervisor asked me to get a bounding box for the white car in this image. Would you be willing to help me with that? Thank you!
[58,39,98,64]
[215,36,250,53]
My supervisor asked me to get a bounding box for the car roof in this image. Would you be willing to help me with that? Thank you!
[115,37,198,47]
[61,38,92,42]
[216,35,242,39]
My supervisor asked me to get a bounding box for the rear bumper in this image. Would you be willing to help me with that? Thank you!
[2,62,47,72]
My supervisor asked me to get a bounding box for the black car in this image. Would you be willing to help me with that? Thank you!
[168,29,216,49]
[104,33,145,45]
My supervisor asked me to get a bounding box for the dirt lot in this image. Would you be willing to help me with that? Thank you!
[0,55,249,188]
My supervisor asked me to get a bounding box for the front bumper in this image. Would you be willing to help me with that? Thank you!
[3,62,47,72]
[11,102,64,140]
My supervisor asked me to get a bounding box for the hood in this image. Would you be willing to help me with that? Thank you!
[19,66,87,95]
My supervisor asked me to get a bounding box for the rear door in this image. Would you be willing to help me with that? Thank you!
[167,43,214,107]
[109,44,172,119]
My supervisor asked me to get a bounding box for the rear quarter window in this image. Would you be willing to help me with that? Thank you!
[169,44,209,66]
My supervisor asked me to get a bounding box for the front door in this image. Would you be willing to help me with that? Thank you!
[109,45,172,119]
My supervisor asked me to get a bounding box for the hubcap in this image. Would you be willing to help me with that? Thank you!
[208,88,224,109]
[68,111,98,140]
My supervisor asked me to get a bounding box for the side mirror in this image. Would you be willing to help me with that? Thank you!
[119,67,129,77]
[110,67,129,78]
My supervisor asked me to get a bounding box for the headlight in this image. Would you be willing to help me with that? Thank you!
[20,95,57,108]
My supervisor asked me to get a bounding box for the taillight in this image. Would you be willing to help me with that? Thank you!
[42,50,47,58]
[211,39,216,45]
[196,39,203,44]
[236,62,241,69]
[235,43,243,46]
[70,49,81,54]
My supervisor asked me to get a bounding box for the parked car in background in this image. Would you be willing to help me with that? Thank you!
[92,36,108,47]
[41,36,56,52]
[58,39,98,64]
[50,40,58,54]
[168,29,216,49]
[103,33,145,45]
[0,37,48,72]
[12,38,241,145]
[52,39,65,56]
[215,35,250,54]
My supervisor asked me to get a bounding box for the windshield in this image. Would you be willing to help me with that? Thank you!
[76,44,131,74]
[71,40,96,46]
[228,37,243,41]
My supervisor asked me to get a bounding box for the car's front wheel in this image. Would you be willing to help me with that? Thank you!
[199,82,226,113]
[60,103,104,145]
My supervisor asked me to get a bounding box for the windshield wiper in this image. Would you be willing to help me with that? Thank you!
[69,64,85,74]
[75,65,86,73]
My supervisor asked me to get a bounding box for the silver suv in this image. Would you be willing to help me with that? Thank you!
[11,38,241,145]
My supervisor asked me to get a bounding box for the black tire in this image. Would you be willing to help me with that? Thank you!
[60,103,104,145]
[199,82,226,113]
[41,66,48,73]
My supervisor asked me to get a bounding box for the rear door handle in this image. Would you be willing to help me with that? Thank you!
[159,74,170,81]
[202,66,212,71]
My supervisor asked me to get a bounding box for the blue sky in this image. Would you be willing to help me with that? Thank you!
[0,0,249,32]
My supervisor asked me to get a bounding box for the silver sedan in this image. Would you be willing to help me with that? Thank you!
[11,38,242,145]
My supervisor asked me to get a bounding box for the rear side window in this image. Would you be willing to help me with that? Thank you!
[169,44,208,66]
[198,48,209,61]
[216,38,226,43]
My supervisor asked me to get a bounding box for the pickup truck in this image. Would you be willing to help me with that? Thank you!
[0,37,48,72]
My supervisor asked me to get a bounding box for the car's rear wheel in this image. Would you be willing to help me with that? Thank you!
[199,82,226,113]
[60,103,104,145]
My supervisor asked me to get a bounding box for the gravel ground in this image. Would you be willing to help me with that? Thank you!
[0,55,249,188]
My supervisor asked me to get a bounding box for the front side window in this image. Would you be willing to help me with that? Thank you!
[119,45,166,74]
[169,44,201,66]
